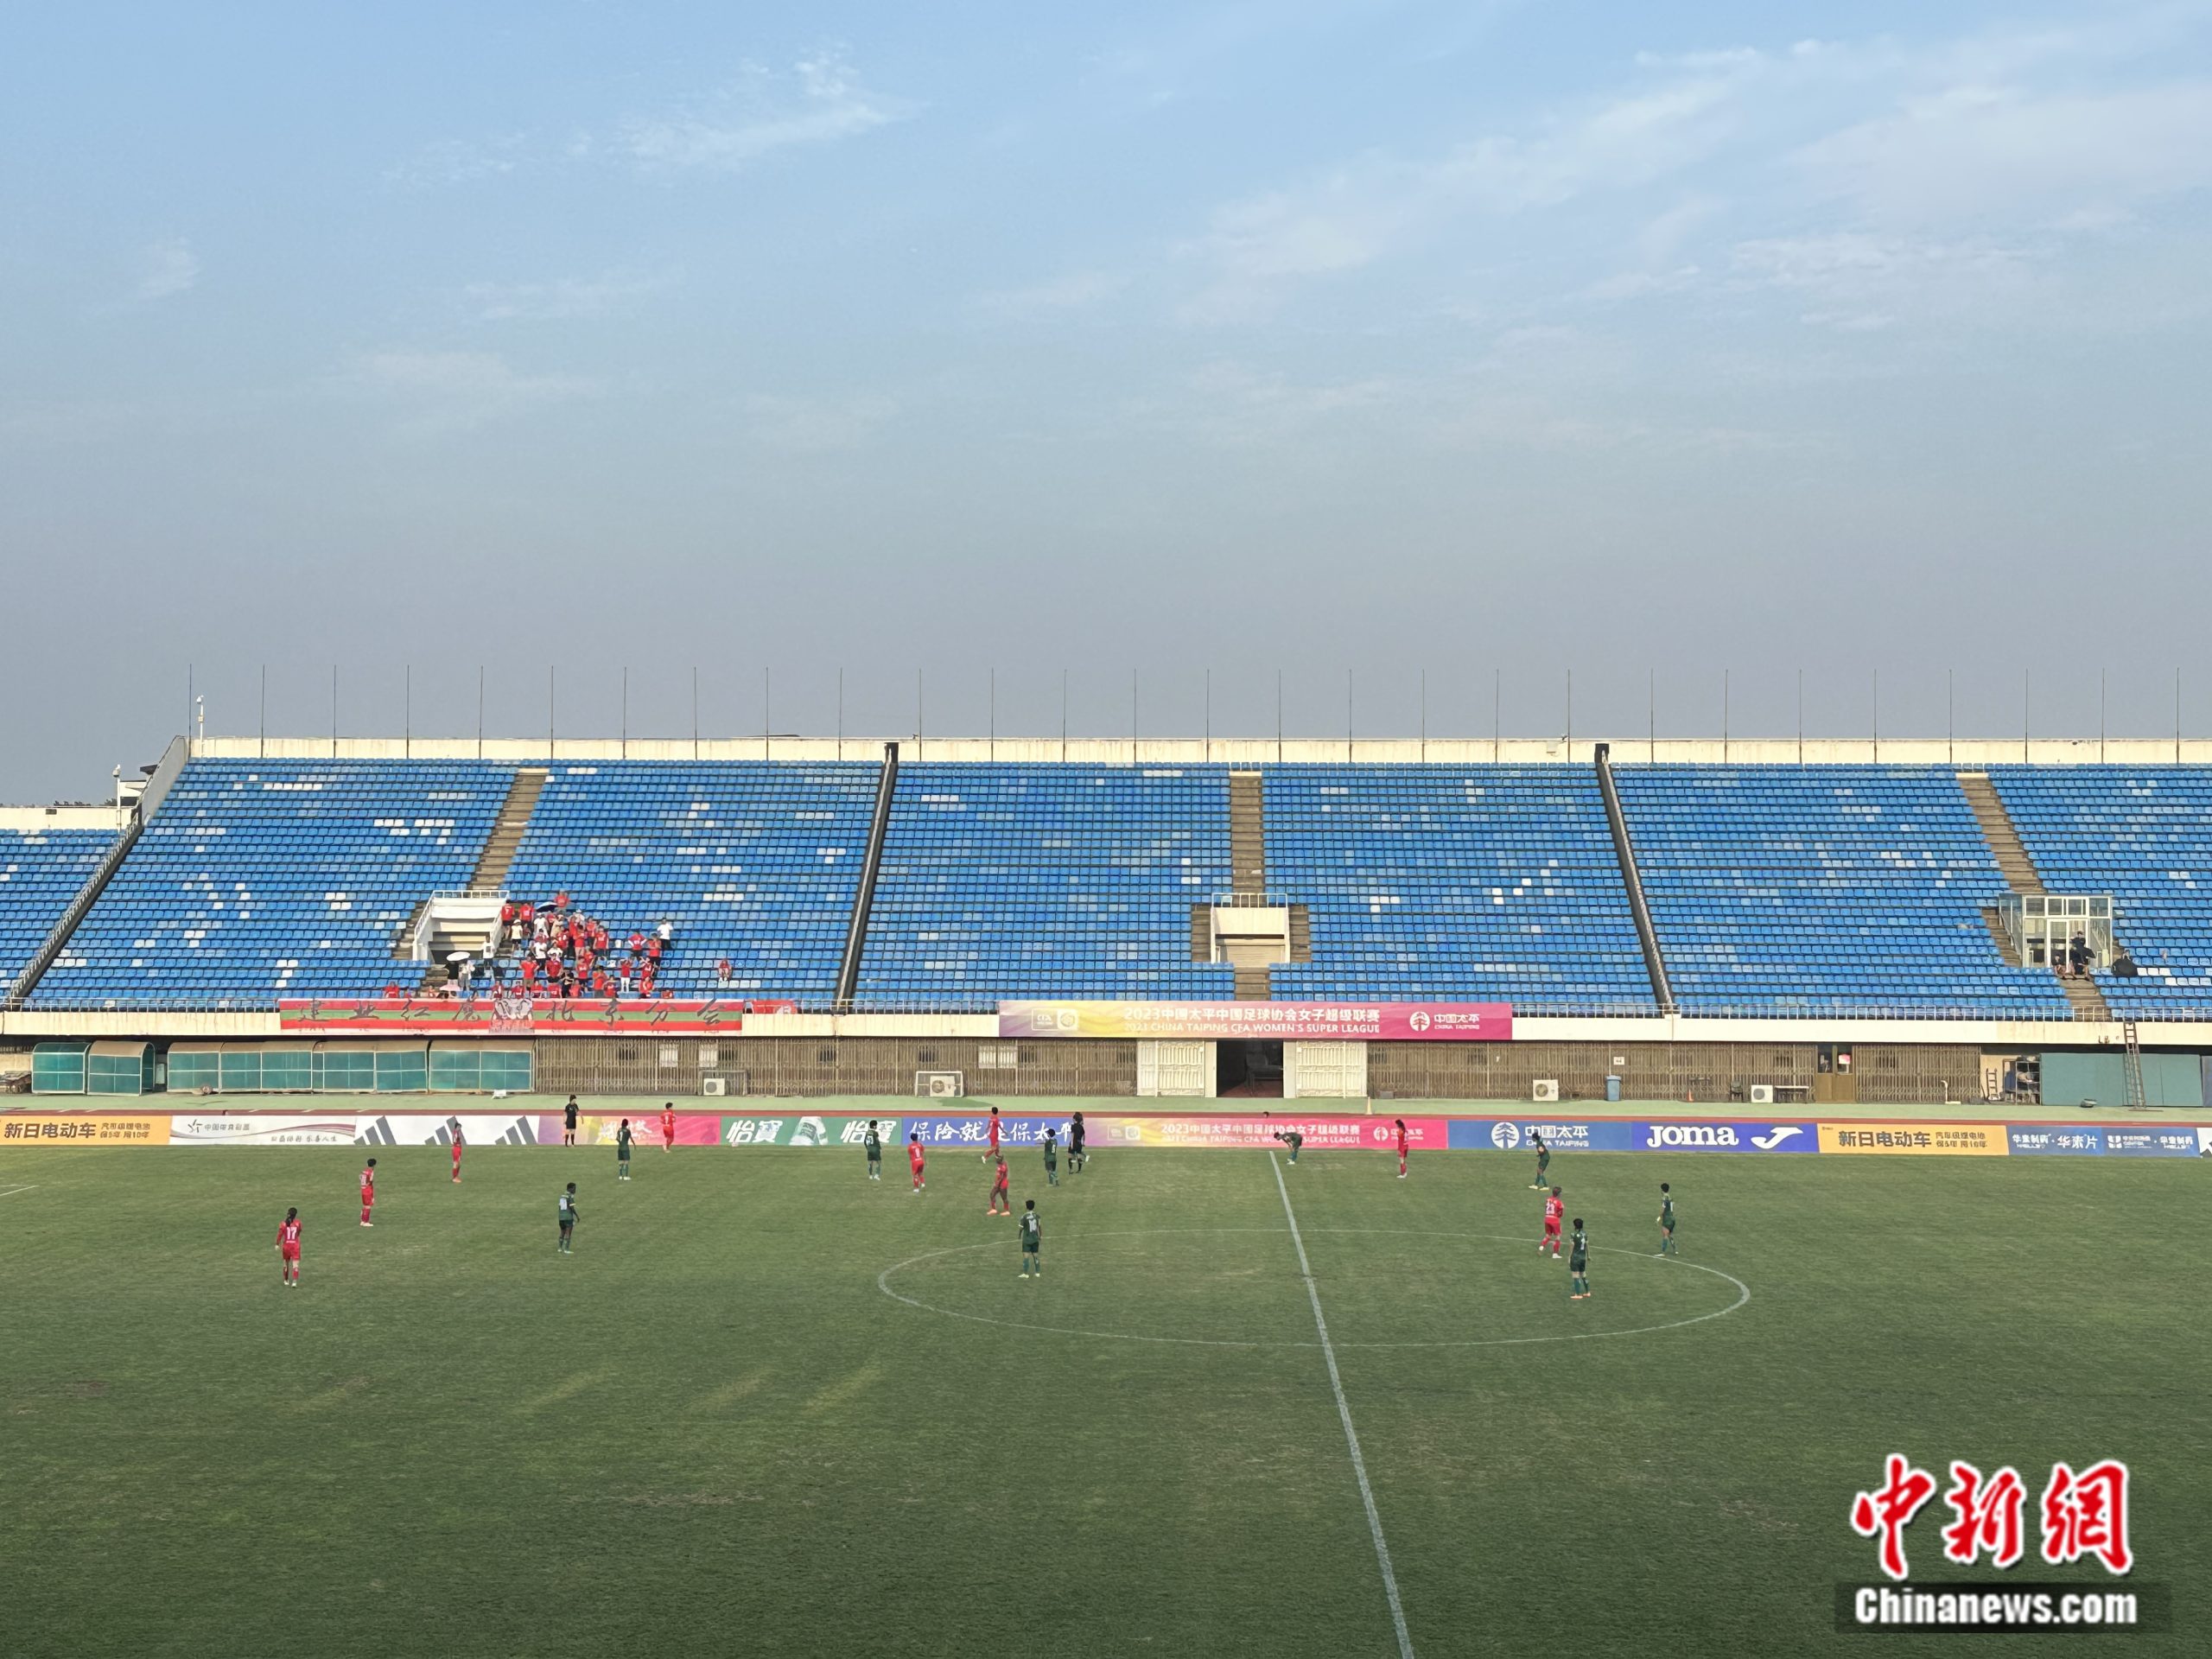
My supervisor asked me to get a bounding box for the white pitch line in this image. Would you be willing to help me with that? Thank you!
[0,1185,40,1199]
[1270,1151,1414,1659]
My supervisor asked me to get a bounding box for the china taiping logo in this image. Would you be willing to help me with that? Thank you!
[1850,1453,2132,1580]
[1408,1011,1432,1032]
[1489,1122,1521,1149]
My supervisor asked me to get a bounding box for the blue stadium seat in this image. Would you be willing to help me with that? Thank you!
[0,828,118,996]
[1993,766,2212,1020]
[1614,766,2070,1018]
[501,760,878,999]
[1262,766,1654,1014]
[855,763,1236,1005]
[31,761,511,1005]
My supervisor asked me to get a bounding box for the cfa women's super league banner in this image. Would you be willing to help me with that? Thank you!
[997,1000,1512,1041]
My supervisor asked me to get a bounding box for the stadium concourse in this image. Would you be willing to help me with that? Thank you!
[5,729,2212,1112]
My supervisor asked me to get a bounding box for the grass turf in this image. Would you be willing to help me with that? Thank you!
[2,1142,2203,1657]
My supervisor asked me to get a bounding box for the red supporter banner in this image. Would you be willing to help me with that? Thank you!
[999,1000,1511,1041]
[276,997,796,1037]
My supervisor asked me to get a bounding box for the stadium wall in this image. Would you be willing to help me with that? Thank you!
[189,734,2212,766]
[5,1034,2083,1103]
[529,1034,1140,1099]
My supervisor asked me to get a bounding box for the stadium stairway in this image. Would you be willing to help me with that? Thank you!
[1956,771,2110,1020]
[469,767,548,893]
[404,766,546,986]
[835,743,899,1007]
[1594,743,1675,1015]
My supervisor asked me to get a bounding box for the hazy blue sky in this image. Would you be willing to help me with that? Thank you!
[4,1,2210,798]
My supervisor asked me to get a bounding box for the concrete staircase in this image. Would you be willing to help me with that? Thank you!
[1957,773,2041,891]
[1958,772,2111,1020]
[407,767,547,988]
[1230,772,1270,999]
[1228,772,1266,897]
[469,767,548,893]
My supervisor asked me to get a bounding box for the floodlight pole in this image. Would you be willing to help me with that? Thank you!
[404,664,412,759]
[259,664,267,760]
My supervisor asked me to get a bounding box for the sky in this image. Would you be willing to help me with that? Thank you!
[3,0,2210,799]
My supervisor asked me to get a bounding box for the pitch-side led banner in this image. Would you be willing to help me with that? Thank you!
[997,1000,1512,1041]
[1819,1122,2010,1156]
[1084,1115,1451,1150]
[168,1113,362,1146]
[0,1115,170,1146]
[549,1112,722,1147]
[276,996,787,1036]
[721,1114,901,1148]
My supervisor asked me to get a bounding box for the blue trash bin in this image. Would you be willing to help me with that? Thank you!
[1605,1075,1622,1103]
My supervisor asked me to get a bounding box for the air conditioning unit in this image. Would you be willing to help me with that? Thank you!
[1532,1079,1560,1103]
[1749,1084,1775,1106]
[701,1077,728,1097]
[915,1070,966,1098]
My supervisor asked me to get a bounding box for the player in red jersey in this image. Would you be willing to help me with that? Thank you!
[984,1104,1001,1164]
[450,1126,464,1184]
[987,1152,1011,1215]
[1395,1117,1409,1179]
[276,1208,302,1287]
[359,1158,377,1226]
[908,1132,926,1193]
[659,1105,677,1153]
[1540,1185,1563,1256]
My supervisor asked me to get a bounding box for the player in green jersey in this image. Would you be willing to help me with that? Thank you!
[865,1120,883,1181]
[1656,1183,1676,1255]
[557,1184,579,1255]
[616,1119,633,1181]
[1530,1133,1550,1190]
[1568,1218,1590,1300]
[1019,1199,1042,1279]
[1043,1128,1059,1186]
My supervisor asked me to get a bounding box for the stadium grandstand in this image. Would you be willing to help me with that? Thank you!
[4,728,2211,1110]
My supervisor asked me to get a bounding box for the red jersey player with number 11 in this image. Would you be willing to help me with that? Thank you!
[1541,1185,1563,1256]
[276,1208,302,1287]
[359,1158,377,1227]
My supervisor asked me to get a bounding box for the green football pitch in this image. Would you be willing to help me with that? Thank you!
[3,1143,2203,1657]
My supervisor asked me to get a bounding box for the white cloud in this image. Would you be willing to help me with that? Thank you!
[1730,232,2037,329]
[136,238,200,301]
[384,135,526,189]
[979,270,1128,315]
[743,391,898,453]
[1179,55,1759,321]
[1796,79,2212,226]
[463,270,674,322]
[345,349,595,435]
[616,53,912,173]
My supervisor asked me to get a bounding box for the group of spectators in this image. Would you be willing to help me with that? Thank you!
[498,893,677,1000]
